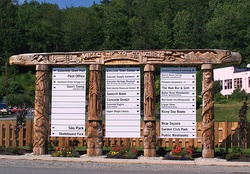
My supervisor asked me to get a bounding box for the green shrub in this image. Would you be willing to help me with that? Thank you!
[156,146,167,156]
[230,88,249,102]
[226,153,241,161]
[232,146,242,153]
[8,146,21,154]
[196,95,202,109]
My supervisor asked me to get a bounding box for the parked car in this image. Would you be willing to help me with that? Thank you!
[10,107,18,114]
[0,104,8,114]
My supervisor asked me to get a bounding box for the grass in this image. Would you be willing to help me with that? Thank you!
[196,101,250,122]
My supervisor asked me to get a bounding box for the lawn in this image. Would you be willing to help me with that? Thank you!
[196,101,250,122]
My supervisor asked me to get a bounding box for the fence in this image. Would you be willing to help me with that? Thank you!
[1,120,250,148]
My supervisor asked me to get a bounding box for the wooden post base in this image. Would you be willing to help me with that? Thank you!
[87,148,103,156]
[144,149,156,157]
[33,147,47,155]
[202,149,214,158]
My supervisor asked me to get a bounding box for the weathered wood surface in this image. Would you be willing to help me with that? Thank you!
[201,64,215,158]
[33,65,50,155]
[9,49,241,66]
[87,65,103,156]
[144,65,156,157]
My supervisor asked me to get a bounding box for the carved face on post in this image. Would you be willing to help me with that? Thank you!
[146,121,153,128]
[204,71,212,83]
[90,121,97,128]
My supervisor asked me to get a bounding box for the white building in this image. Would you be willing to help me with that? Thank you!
[213,65,250,96]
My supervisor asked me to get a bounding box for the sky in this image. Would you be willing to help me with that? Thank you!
[18,0,99,9]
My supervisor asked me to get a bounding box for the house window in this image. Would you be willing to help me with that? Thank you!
[248,77,250,87]
[224,79,232,89]
[234,78,242,89]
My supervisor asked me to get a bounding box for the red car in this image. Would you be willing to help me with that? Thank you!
[11,107,18,114]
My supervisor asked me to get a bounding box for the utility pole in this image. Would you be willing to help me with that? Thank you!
[5,62,8,107]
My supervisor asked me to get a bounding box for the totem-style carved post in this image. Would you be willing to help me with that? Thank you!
[33,65,50,155]
[144,64,156,157]
[87,64,103,156]
[201,64,214,158]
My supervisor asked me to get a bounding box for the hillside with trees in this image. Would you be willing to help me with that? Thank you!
[0,0,250,107]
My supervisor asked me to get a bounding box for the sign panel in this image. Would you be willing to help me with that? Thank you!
[160,67,196,138]
[51,67,86,137]
[105,67,141,138]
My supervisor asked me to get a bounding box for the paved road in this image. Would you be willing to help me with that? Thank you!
[0,112,34,120]
[0,162,231,174]
[0,165,225,174]
[0,158,250,174]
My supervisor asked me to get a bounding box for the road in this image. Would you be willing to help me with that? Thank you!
[0,112,34,120]
[0,159,250,174]
[0,165,227,174]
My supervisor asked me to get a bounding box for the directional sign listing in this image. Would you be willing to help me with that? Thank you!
[160,67,196,138]
[51,67,86,137]
[105,67,141,138]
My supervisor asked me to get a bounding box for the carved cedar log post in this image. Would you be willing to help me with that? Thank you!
[33,65,50,155]
[201,64,214,158]
[144,64,156,157]
[87,65,103,156]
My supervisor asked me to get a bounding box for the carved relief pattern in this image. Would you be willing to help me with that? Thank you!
[9,50,241,66]
[144,69,156,120]
[202,69,214,151]
[87,66,103,156]
[88,69,102,120]
[87,121,103,150]
[144,121,156,149]
[33,66,49,154]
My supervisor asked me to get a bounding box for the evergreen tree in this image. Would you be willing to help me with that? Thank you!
[238,102,248,153]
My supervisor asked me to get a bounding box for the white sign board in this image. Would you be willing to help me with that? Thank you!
[105,67,141,138]
[160,67,196,138]
[51,67,86,137]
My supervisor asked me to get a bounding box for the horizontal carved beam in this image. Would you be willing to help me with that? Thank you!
[9,49,241,66]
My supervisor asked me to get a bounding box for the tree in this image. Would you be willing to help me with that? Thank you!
[5,71,35,107]
[0,0,18,64]
[238,102,248,153]
[205,0,250,66]
[172,9,193,48]
[101,0,132,49]
[61,6,104,51]
[129,0,172,49]
[172,0,208,49]
[17,1,62,53]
